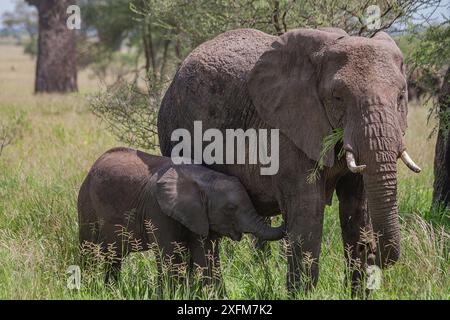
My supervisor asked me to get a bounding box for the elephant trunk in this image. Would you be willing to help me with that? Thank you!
[344,104,403,268]
[238,210,285,241]
[364,169,400,267]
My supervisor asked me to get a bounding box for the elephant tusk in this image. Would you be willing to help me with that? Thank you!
[346,151,366,173]
[400,151,421,173]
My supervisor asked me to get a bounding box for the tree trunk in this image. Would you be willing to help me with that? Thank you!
[26,0,77,93]
[432,66,450,208]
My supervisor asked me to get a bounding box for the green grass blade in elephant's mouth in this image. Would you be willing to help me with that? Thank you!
[307,128,344,184]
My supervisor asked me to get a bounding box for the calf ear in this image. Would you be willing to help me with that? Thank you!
[155,167,209,237]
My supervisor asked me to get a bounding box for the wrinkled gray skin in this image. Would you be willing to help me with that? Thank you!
[158,28,419,293]
[78,147,284,289]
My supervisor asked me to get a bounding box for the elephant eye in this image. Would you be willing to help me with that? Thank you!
[332,89,343,103]
[226,203,237,211]
[397,90,406,106]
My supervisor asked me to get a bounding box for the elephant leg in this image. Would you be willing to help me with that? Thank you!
[105,260,122,284]
[189,236,225,296]
[79,221,100,270]
[152,237,189,298]
[336,172,376,296]
[277,178,326,294]
[155,255,164,299]
[94,223,125,285]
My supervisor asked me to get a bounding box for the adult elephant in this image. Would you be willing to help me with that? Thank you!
[157,28,421,293]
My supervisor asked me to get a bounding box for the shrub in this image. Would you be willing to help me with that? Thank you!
[89,78,162,152]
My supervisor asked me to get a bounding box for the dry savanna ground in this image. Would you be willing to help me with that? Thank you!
[0,44,448,299]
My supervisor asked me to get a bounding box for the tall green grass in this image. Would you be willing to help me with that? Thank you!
[0,95,448,299]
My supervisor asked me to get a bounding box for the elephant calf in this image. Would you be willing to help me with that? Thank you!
[77,147,284,289]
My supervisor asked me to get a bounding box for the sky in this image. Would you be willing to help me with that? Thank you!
[0,0,448,26]
[0,0,15,16]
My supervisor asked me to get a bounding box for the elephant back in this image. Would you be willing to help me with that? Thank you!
[158,29,275,157]
[180,29,276,81]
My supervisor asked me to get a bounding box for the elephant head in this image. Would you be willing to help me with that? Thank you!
[154,165,285,241]
[248,28,420,268]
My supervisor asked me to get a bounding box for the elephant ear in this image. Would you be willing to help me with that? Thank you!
[155,166,209,237]
[372,31,404,64]
[248,29,346,167]
[372,31,397,44]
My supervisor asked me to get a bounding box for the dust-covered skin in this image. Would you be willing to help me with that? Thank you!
[77,147,284,291]
[158,28,420,293]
